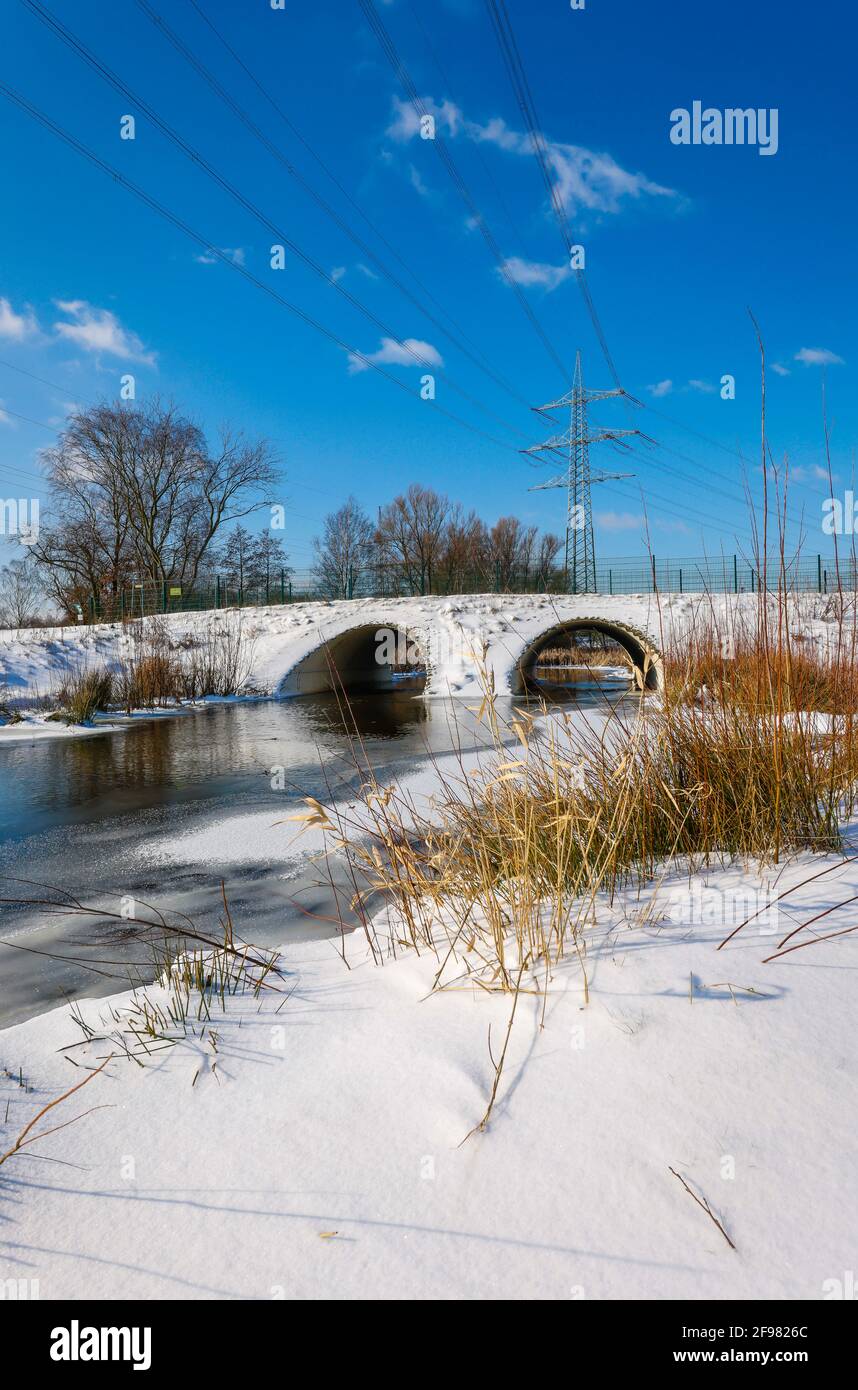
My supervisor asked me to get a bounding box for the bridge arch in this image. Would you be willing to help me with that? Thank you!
[512,617,662,693]
[276,622,426,697]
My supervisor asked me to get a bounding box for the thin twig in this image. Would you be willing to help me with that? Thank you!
[669,1166,736,1250]
[460,957,529,1145]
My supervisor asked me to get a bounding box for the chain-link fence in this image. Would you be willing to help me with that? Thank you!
[80,554,854,622]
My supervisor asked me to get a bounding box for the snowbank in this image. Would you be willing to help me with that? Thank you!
[1,850,856,1301]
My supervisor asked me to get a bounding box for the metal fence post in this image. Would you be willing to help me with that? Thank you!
[733,554,738,593]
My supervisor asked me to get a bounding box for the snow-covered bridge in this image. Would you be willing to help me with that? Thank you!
[0,590,837,711]
[250,593,667,699]
[4,591,730,706]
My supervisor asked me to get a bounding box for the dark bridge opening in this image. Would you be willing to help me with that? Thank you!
[516,620,660,696]
[278,624,426,697]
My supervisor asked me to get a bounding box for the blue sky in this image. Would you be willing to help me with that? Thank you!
[0,0,855,573]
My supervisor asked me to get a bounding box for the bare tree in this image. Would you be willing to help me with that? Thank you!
[486,516,539,591]
[377,484,449,595]
[534,532,564,589]
[0,554,42,627]
[32,399,279,616]
[216,524,290,598]
[254,528,290,597]
[312,497,374,599]
[438,506,486,593]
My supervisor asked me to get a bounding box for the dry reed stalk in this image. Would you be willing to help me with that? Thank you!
[0,1053,114,1169]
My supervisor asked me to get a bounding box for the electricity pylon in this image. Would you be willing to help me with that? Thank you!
[523,350,641,594]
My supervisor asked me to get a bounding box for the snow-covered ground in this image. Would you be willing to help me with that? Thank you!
[1,707,856,1301]
[1,848,855,1301]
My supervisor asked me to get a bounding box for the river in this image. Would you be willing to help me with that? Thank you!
[0,670,634,1027]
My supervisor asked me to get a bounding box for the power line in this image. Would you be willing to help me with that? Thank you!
[25,0,816,534]
[0,358,350,506]
[0,371,776,551]
[0,383,800,555]
[405,0,535,268]
[19,0,539,448]
[607,478,779,553]
[0,80,553,469]
[624,439,806,525]
[134,0,536,420]
[0,406,54,434]
[641,397,836,508]
[477,0,833,532]
[5,13,817,553]
[356,0,571,383]
[407,0,772,548]
[482,0,622,391]
[182,0,532,411]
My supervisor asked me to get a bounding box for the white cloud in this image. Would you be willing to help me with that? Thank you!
[498,256,571,292]
[386,96,678,217]
[330,266,347,282]
[655,518,692,535]
[687,378,716,394]
[0,296,38,340]
[408,163,431,199]
[596,510,644,532]
[347,336,443,375]
[53,301,156,365]
[795,347,844,366]
[771,362,791,376]
[792,463,837,483]
[386,96,463,143]
[546,142,677,216]
[0,401,10,425]
[195,247,246,267]
[647,379,673,398]
[356,263,379,281]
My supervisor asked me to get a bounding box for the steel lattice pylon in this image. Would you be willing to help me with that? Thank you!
[523,350,640,594]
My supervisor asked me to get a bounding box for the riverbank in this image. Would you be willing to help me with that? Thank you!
[0,695,266,744]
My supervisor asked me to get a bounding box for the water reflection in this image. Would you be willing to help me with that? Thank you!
[0,689,432,840]
[0,674,634,841]
[527,663,634,700]
[0,676,637,1026]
